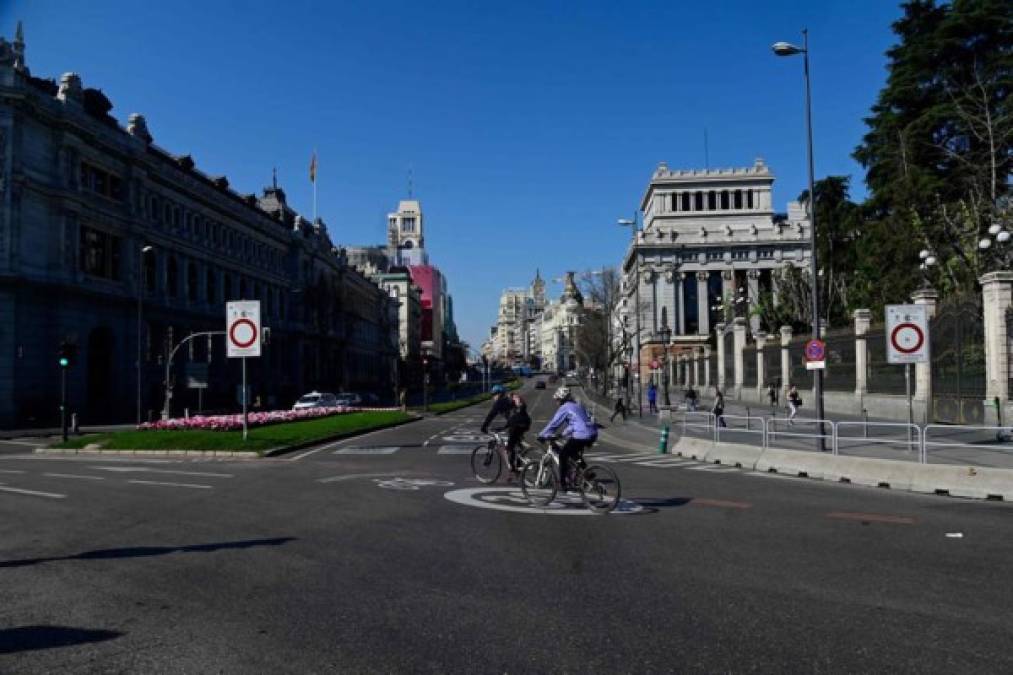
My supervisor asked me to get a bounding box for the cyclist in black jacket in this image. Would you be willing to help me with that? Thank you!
[499,393,531,475]
[480,385,514,434]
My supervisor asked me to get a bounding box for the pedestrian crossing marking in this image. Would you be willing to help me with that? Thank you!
[687,464,737,472]
[438,446,476,455]
[334,447,400,455]
[634,459,696,468]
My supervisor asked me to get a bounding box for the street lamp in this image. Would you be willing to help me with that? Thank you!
[918,248,938,289]
[773,29,826,450]
[618,215,642,416]
[137,244,154,425]
[658,321,672,407]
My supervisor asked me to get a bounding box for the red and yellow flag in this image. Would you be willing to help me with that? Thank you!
[309,151,317,183]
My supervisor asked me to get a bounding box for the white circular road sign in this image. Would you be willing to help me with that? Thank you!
[890,322,924,354]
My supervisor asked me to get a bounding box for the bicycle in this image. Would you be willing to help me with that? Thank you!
[519,437,621,513]
[470,430,539,484]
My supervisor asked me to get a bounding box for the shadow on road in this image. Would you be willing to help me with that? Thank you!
[625,496,692,509]
[0,625,123,654]
[0,537,296,569]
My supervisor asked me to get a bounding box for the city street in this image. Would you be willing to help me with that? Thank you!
[1,384,1011,673]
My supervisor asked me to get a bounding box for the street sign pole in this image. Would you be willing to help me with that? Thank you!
[905,363,913,448]
[242,356,248,441]
[60,366,68,442]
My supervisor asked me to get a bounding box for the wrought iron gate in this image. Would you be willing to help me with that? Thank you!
[931,298,985,424]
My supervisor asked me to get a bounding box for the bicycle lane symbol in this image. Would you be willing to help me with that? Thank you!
[442,488,652,516]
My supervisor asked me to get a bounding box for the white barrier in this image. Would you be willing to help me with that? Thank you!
[835,422,922,462]
[716,414,766,447]
[764,417,835,453]
[922,425,1013,469]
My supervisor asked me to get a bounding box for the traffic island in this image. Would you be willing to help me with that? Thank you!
[45,410,416,457]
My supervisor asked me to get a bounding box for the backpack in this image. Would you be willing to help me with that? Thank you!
[792,393,803,407]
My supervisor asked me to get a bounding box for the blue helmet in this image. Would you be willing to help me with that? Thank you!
[490,384,506,394]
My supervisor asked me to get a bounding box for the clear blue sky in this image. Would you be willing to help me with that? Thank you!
[5,0,902,348]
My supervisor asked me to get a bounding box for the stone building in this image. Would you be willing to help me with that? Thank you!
[538,272,584,374]
[489,270,545,365]
[0,26,397,426]
[620,159,810,396]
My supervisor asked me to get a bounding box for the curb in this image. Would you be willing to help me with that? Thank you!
[35,448,260,459]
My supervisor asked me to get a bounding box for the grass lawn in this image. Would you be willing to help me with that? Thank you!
[52,410,413,454]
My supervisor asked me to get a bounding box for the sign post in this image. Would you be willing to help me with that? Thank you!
[227,301,261,441]
[886,304,930,447]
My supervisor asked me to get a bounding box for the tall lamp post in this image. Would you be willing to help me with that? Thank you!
[773,30,825,450]
[618,215,642,417]
[658,321,672,407]
[136,244,154,425]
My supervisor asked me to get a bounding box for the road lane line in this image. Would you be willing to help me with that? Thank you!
[0,484,66,499]
[687,465,737,472]
[290,423,421,461]
[0,439,41,446]
[692,498,752,509]
[43,473,105,481]
[0,469,26,474]
[318,472,407,484]
[91,467,233,478]
[437,446,476,455]
[128,480,212,489]
[827,512,916,525]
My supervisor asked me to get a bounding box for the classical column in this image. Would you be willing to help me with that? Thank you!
[911,287,939,424]
[770,270,780,307]
[853,309,871,399]
[733,317,747,399]
[696,271,710,336]
[747,269,761,334]
[702,346,712,389]
[721,269,734,310]
[715,323,726,390]
[676,273,687,335]
[692,349,701,387]
[981,271,1013,426]
[755,331,767,393]
[780,325,792,396]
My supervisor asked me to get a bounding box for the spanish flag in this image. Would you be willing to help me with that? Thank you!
[309,151,317,183]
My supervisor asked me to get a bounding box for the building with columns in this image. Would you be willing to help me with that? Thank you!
[488,270,545,365]
[621,159,810,396]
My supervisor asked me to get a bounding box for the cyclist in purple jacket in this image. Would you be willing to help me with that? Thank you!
[537,387,598,491]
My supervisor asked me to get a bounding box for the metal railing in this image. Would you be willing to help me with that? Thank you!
[716,414,766,446]
[764,417,835,453]
[834,422,922,461]
[681,412,715,439]
[923,425,1013,469]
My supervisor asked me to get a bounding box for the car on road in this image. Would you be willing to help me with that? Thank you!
[293,392,338,410]
[335,392,363,407]
[535,380,546,389]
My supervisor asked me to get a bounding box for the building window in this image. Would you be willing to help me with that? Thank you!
[207,268,217,303]
[402,217,415,232]
[187,262,198,303]
[708,191,717,210]
[720,191,730,210]
[682,193,691,211]
[694,191,703,211]
[79,226,121,280]
[80,162,124,201]
[747,190,754,208]
[734,190,743,209]
[167,257,179,298]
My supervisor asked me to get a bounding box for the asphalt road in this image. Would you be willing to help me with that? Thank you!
[1,383,1011,673]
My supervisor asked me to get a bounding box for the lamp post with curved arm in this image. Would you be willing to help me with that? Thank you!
[618,215,642,417]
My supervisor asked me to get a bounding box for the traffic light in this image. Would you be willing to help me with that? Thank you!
[57,342,77,368]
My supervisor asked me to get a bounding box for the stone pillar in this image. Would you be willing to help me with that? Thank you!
[854,309,871,400]
[755,331,767,393]
[981,271,1013,426]
[780,325,792,395]
[693,350,701,387]
[911,287,939,424]
[702,346,712,389]
[770,271,780,308]
[715,323,726,391]
[747,269,761,334]
[721,270,734,307]
[676,273,686,335]
[696,271,710,336]
[733,317,747,399]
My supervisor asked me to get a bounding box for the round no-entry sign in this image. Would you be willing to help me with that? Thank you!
[890,322,924,354]
[804,339,825,362]
[229,318,258,349]
[226,300,262,358]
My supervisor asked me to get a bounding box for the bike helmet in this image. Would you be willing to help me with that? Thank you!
[553,386,571,401]
[490,384,506,394]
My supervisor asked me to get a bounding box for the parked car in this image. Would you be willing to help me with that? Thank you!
[293,392,338,410]
[535,380,546,390]
[335,392,363,406]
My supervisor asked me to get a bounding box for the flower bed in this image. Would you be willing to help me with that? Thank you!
[138,406,400,432]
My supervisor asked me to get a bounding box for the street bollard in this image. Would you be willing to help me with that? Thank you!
[658,425,670,454]
[71,413,79,435]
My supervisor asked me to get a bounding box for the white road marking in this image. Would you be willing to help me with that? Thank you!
[318,472,406,484]
[634,459,696,467]
[290,424,411,461]
[0,484,66,499]
[438,446,476,455]
[0,469,26,474]
[128,480,212,489]
[43,473,105,481]
[90,467,233,478]
[333,447,400,455]
[0,439,41,446]
[590,453,659,463]
[687,465,737,472]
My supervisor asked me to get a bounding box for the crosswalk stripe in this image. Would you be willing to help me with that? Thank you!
[0,485,66,499]
[438,446,475,455]
[687,465,737,472]
[334,447,400,455]
[634,459,696,467]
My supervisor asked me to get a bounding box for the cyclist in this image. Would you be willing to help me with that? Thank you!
[496,392,531,478]
[536,386,597,491]
[480,384,513,435]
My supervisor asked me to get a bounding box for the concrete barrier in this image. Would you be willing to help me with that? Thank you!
[831,455,915,490]
[754,448,838,480]
[909,464,1013,500]
[672,436,713,461]
[706,441,764,470]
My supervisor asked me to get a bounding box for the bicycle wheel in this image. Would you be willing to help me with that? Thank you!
[520,460,558,507]
[471,443,502,484]
[579,464,621,513]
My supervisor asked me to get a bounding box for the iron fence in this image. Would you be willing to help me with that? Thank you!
[788,337,814,391]
[743,344,758,389]
[931,299,985,424]
[722,330,734,391]
[866,326,907,395]
[823,328,856,392]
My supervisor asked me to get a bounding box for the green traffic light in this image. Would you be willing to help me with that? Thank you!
[59,357,69,367]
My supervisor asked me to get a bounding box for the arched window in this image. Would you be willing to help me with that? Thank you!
[707,191,717,210]
[720,191,730,210]
[694,191,703,211]
[734,190,743,209]
[167,257,179,298]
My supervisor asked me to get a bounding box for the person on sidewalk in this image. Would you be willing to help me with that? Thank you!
[685,386,699,412]
[712,387,726,428]
[787,384,801,425]
[609,396,627,423]
[767,383,778,414]
[647,382,658,414]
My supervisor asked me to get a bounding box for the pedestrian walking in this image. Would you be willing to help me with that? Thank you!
[787,384,801,425]
[767,383,778,414]
[647,382,658,414]
[609,396,627,423]
[685,386,698,412]
[712,387,726,428]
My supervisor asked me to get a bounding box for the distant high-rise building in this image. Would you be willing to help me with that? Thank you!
[387,200,427,266]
